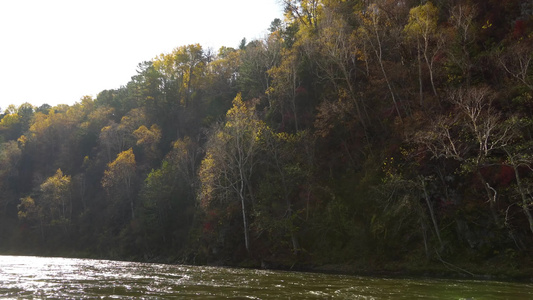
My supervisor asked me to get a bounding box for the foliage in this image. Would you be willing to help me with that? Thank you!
[102,148,137,219]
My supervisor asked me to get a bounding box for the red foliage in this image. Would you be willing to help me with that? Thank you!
[496,165,515,186]
[295,85,307,96]
[513,20,526,38]
[479,164,515,187]
[203,211,218,233]
[203,221,213,233]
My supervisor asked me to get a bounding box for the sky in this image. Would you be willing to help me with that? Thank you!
[0,0,284,110]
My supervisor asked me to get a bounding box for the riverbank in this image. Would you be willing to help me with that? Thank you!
[306,262,533,283]
[110,249,533,283]
[99,251,533,283]
[226,252,533,283]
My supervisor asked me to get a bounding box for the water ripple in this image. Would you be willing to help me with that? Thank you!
[1,255,532,299]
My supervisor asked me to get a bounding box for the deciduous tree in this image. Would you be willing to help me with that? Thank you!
[199,94,265,254]
[102,148,137,219]
[40,168,72,226]
[404,2,441,102]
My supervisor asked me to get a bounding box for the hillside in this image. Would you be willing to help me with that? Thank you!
[1,0,532,279]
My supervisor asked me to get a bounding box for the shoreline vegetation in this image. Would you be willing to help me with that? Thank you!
[1,0,533,283]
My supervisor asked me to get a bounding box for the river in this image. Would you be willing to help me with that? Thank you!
[0,255,531,299]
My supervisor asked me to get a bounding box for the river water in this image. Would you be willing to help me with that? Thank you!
[0,255,531,299]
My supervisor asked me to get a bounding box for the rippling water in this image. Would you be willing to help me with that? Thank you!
[0,255,532,299]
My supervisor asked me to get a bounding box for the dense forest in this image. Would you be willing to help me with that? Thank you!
[1,0,532,278]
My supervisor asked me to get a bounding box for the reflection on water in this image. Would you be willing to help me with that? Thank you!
[0,255,532,299]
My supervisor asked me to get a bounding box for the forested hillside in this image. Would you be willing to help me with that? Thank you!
[1,0,532,277]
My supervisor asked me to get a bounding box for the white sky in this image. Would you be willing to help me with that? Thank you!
[0,0,284,110]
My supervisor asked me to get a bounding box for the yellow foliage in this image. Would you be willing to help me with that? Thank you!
[18,196,37,220]
[17,135,27,148]
[198,152,216,209]
[404,2,439,39]
[41,169,71,199]
[133,124,161,146]
[109,148,136,170]
[102,148,136,189]
[225,93,250,128]
[0,113,20,128]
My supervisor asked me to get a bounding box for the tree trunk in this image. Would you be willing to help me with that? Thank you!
[130,197,135,220]
[477,169,501,227]
[417,38,424,106]
[239,163,251,254]
[126,179,134,220]
[371,23,402,122]
[240,190,250,254]
[291,230,300,255]
[510,162,533,234]
[423,35,439,98]
[420,177,443,248]
[284,194,300,255]
[419,217,429,258]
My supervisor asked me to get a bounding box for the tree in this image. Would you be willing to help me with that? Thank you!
[153,44,207,108]
[0,103,34,140]
[210,47,241,91]
[18,196,45,240]
[0,141,22,211]
[199,94,265,254]
[18,169,72,240]
[312,8,370,135]
[25,107,77,175]
[140,136,199,249]
[99,108,146,162]
[404,2,441,102]
[375,170,443,258]
[283,0,322,31]
[498,40,533,91]
[238,37,282,101]
[36,104,52,114]
[446,4,477,87]
[356,3,403,121]
[167,136,200,190]
[414,86,515,226]
[0,106,22,140]
[267,47,301,131]
[504,143,533,235]
[133,124,162,164]
[40,168,72,226]
[102,148,137,219]
[258,129,311,255]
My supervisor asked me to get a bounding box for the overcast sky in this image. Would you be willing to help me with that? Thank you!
[0,0,283,110]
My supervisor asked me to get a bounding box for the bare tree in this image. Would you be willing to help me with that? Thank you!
[414,86,514,226]
[498,42,533,91]
[357,3,402,122]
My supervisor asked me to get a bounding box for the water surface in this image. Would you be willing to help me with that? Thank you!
[0,255,531,299]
